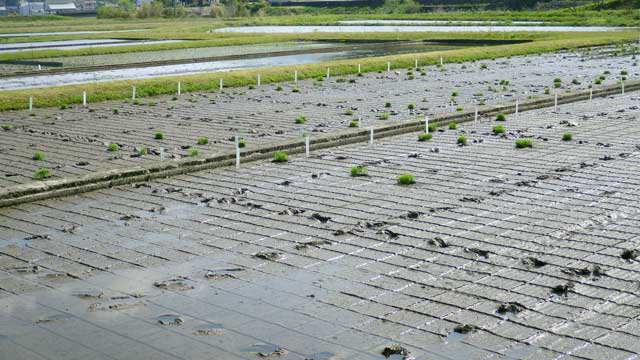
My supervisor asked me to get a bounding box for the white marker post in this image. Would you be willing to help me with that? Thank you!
[358,64,361,74]
[415,59,418,69]
[219,78,223,91]
[554,92,558,111]
[369,128,374,145]
[28,96,33,112]
[425,116,429,132]
[177,81,181,96]
[294,70,298,83]
[38,64,41,71]
[132,86,136,101]
[387,61,390,72]
[160,147,165,161]
[326,67,330,79]
[82,91,87,107]
[474,107,478,123]
[235,136,240,169]
[589,87,593,102]
[257,74,261,87]
[440,56,443,66]
[305,135,310,157]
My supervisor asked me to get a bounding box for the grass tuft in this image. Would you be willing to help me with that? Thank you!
[418,132,433,142]
[515,139,533,148]
[397,173,416,185]
[562,132,573,141]
[273,151,288,163]
[154,132,165,140]
[350,165,368,177]
[32,151,44,161]
[197,137,209,145]
[33,168,51,180]
[493,125,505,134]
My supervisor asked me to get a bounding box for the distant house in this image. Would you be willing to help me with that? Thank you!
[45,0,77,12]
[0,5,7,15]
[19,1,45,15]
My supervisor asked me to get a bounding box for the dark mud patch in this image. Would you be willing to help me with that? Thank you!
[254,251,283,261]
[453,324,476,334]
[522,257,547,268]
[562,265,605,279]
[153,277,194,291]
[204,268,244,280]
[428,237,448,248]
[310,213,332,223]
[34,313,73,324]
[496,302,525,316]
[621,249,637,260]
[551,282,574,297]
[73,290,105,299]
[242,343,287,357]
[295,239,332,250]
[157,314,184,326]
[381,344,409,358]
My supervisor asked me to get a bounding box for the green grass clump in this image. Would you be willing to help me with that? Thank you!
[428,123,437,133]
[448,122,457,130]
[457,135,467,145]
[493,125,505,134]
[107,143,119,152]
[273,151,288,163]
[154,132,165,140]
[418,132,433,142]
[384,102,391,108]
[112,108,119,114]
[350,165,368,177]
[275,86,283,91]
[349,120,358,128]
[378,112,390,120]
[515,139,533,148]
[456,106,464,112]
[2,124,12,131]
[197,137,209,145]
[295,116,306,124]
[562,132,573,141]
[407,103,415,110]
[136,147,147,155]
[190,148,199,156]
[344,109,353,116]
[451,91,459,97]
[397,173,416,185]
[238,139,246,148]
[32,151,44,161]
[496,113,506,121]
[33,168,51,180]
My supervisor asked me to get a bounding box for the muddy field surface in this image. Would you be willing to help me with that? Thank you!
[2,93,640,359]
[0,46,634,188]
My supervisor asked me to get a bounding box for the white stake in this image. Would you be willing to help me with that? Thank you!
[369,127,374,145]
[440,56,443,66]
[257,74,261,87]
[425,116,429,132]
[387,61,390,72]
[554,92,558,111]
[219,78,223,91]
[235,136,240,169]
[358,64,361,74]
[415,59,418,68]
[132,86,136,100]
[82,91,87,106]
[28,96,33,112]
[305,135,310,157]
[589,86,593,101]
[160,147,165,161]
[37,64,41,70]
[177,81,181,95]
[474,107,478,123]
[294,70,298,83]
[326,67,330,79]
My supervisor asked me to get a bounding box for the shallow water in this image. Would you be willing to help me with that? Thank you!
[0,41,470,89]
[339,19,544,25]
[213,25,629,33]
[0,29,148,38]
[0,39,182,53]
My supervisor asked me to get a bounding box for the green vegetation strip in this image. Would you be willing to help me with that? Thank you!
[0,31,637,111]
[0,79,635,208]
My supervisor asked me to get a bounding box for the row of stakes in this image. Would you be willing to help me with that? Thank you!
[26,57,448,111]
[23,61,627,169]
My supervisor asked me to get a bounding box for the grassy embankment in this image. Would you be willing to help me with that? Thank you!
[0,30,638,111]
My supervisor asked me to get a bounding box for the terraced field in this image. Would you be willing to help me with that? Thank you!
[0,46,634,188]
[2,91,640,359]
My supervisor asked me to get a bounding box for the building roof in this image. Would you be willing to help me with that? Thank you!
[47,2,76,9]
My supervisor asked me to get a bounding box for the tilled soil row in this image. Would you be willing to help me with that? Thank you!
[0,78,635,208]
